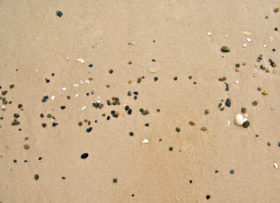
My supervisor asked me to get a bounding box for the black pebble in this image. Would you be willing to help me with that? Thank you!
[34,174,39,180]
[176,127,180,132]
[86,127,92,133]
[154,76,158,81]
[125,105,129,111]
[129,132,134,136]
[13,159,17,163]
[169,147,173,151]
[38,157,42,160]
[18,104,23,108]
[225,98,231,107]
[60,106,66,110]
[127,109,132,115]
[56,11,63,17]
[81,153,88,159]
[230,169,235,174]
[173,76,178,81]
[189,180,192,184]
[242,121,250,128]
[52,122,58,127]
[145,123,149,127]
[225,82,229,91]
[107,116,110,120]
[113,178,118,183]
[89,64,93,68]
[206,195,211,200]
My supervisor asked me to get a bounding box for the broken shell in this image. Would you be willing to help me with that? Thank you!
[235,114,244,125]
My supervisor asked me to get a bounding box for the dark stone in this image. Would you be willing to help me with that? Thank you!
[81,153,88,159]
[56,11,63,17]
[242,121,250,128]
[225,98,231,107]
[86,127,92,133]
[221,46,230,52]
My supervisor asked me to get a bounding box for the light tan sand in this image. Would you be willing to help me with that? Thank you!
[1,0,280,202]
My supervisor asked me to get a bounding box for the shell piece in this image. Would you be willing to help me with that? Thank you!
[235,114,244,125]
[142,139,149,144]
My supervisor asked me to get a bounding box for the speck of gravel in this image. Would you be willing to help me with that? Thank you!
[56,11,63,17]
[145,123,149,127]
[189,121,195,126]
[154,76,158,81]
[204,109,209,115]
[24,145,29,150]
[169,147,173,151]
[221,46,230,52]
[241,107,247,113]
[129,132,134,136]
[252,100,258,106]
[225,98,231,107]
[34,174,39,180]
[206,195,211,200]
[109,69,113,74]
[81,153,89,159]
[113,178,118,183]
[230,169,235,174]
[173,76,178,81]
[176,127,180,132]
[242,121,250,128]
[86,127,92,133]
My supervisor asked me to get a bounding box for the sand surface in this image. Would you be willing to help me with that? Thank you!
[0,0,280,202]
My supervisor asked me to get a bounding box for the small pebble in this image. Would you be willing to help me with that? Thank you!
[56,11,63,17]
[81,153,89,159]
[34,174,39,180]
[221,46,230,52]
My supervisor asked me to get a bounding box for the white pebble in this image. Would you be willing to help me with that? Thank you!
[247,37,252,42]
[77,58,85,63]
[274,163,278,168]
[235,114,244,126]
[2,105,5,109]
[227,121,231,126]
[142,139,149,144]
[84,80,90,84]
[73,84,79,87]
[235,80,239,84]
[75,93,79,98]
[81,106,86,111]
[66,56,70,60]
[207,32,211,36]
[51,96,55,100]
[79,80,84,84]
[62,87,67,91]
[242,43,247,48]
[263,44,267,48]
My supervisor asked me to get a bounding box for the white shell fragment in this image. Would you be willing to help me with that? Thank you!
[73,84,79,87]
[247,37,252,42]
[235,114,245,126]
[62,87,67,91]
[142,139,149,144]
[51,96,55,100]
[75,93,79,98]
[77,58,85,63]
[81,106,86,111]
[274,163,278,169]
[207,32,211,36]
[242,43,247,48]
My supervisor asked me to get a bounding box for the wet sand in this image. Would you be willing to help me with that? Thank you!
[0,0,280,202]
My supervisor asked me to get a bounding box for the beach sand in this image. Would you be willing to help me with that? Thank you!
[0,0,280,202]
